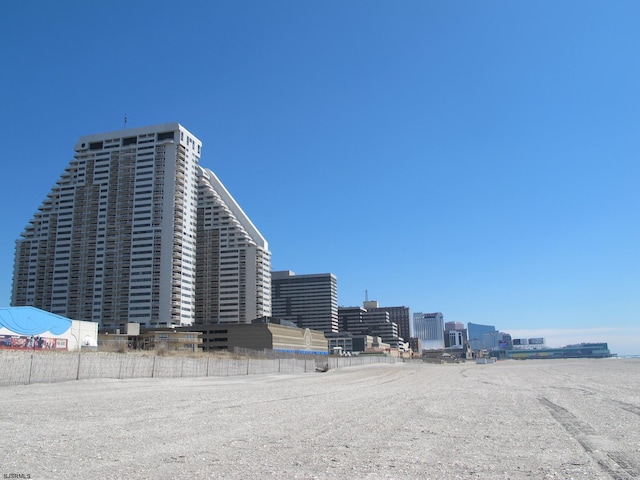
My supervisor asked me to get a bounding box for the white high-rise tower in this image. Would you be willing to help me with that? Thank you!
[196,167,271,324]
[12,123,271,330]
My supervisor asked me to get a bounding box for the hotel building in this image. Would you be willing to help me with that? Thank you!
[271,271,338,333]
[12,123,271,330]
[412,312,445,351]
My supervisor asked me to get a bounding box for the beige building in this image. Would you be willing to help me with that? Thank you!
[188,320,328,355]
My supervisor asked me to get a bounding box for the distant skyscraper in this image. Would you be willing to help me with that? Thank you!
[363,301,411,340]
[271,271,338,333]
[467,322,499,351]
[339,305,401,348]
[12,123,271,329]
[412,312,444,351]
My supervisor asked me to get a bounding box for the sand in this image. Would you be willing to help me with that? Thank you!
[1,358,639,479]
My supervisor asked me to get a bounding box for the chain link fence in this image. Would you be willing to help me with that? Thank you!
[0,349,397,387]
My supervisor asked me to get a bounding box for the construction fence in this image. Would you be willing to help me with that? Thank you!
[0,349,397,387]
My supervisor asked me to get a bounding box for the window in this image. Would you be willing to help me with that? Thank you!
[157,132,175,141]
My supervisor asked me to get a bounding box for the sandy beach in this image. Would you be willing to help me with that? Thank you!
[1,358,639,479]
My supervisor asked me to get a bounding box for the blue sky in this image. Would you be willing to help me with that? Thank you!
[1,1,638,354]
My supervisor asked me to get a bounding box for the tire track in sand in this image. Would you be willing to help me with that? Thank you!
[539,397,640,480]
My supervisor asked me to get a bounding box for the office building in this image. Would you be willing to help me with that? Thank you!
[467,322,498,351]
[271,271,338,333]
[445,330,465,349]
[12,123,271,330]
[338,306,365,332]
[412,312,445,351]
[363,301,411,340]
[444,321,467,349]
[445,321,464,331]
[338,305,402,349]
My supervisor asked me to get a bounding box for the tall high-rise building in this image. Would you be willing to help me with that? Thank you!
[12,123,271,330]
[196,168,271,324]
[271,271,338,333]
[412,312,444,351]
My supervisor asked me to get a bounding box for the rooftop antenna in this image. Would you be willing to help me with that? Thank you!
[124,114,128,129]
[365,289,369,302]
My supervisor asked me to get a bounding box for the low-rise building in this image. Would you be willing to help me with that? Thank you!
[506,343,612,359]
[187,318,328,356]
[0,306,98,352]
[326,332,388,355]
[98,323,203,352]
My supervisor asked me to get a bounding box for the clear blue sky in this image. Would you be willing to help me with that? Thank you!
[1,1,638,354]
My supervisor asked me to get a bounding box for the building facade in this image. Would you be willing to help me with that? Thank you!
[467,322,497,351]
[363,301,411,340]
[338,306,366,332]
[338,305,402,349]
[196,168,271,324]
[1,306,98,352]
[188,320,328,355]
[12,123,271,330]
[325,332,389,355]
[445,330,465,349]
[412,312,444,351]
[511,337,546,350]
[271,271,338,333]
[444,321,467,349]
[445,321,464,331]
[506,343,612,359]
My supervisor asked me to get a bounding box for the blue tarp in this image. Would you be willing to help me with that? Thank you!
[0,307,71,336]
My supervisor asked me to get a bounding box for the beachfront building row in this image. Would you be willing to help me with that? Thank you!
[12,123,271,330]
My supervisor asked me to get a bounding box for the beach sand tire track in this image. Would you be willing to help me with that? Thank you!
[539,397,640,480]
